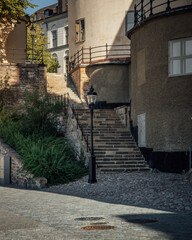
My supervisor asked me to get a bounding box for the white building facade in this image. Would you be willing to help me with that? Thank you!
[33,1,69,74]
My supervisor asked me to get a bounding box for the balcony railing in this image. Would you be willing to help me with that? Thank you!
[134,0,192,26]
[69,44,131,71]
[0,48,44,64]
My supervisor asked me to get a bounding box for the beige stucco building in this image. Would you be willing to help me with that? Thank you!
[67,0,192,173]
[127,0,192,172]
[0,19,28,63]
[68,0,137,104]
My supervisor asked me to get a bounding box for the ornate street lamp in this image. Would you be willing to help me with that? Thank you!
[30,24,36,63]
[87,86,97,183]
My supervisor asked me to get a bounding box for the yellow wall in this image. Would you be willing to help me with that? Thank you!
[0,21,27,63]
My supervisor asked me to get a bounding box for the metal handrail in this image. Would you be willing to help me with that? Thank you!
[134,0,190,26]
[69,43,131,71]
[66,93,90,152]
[0,47,44,64]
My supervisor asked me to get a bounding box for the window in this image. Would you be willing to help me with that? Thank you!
[169,38,192,76]
[52,30,57,48]
[52,53,58,73]
[33,13,37,21]
[65,50,69,74]
[126,11,134,32]
[75,19,85,42]
[65,26,68,45]
[44,9,53,17]
[65,56,69,73]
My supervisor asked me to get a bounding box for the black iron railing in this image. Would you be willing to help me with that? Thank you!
[134,0,191,26]
[0,48,44,64]
[69,44,131,71]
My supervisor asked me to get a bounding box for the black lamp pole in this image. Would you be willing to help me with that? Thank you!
[32,35,34,62]
[30,24,36,63]
[87,86,97,184]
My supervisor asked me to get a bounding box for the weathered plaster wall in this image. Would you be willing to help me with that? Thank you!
[130,11,192,151]
[88,63,130,103]
[0,21,27,63]
[70,63,130,103]
[68,0,134,58]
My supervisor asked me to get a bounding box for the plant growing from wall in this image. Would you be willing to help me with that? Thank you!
[27,23,60,72]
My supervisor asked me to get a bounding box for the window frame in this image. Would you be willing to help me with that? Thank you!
[52,30,57,48]
[75,18,85,43]
[125,11,135,34]
[169,37,192,77]
[65,26,69,45]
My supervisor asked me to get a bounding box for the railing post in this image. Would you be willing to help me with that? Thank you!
[166,0,171,11]
[82,47,84,63]
[141,0,144,21]
[106,43,108,60]
[149,0,153,16]
[77,50,79,65]
[134,4,138,25]
[89,47,92,63]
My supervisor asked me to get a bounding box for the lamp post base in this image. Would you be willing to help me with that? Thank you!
[88,155,97,184]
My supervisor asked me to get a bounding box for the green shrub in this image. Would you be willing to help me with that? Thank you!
[0,92,88,185]
[20,89,66,137]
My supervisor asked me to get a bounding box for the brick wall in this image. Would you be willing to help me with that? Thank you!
[0,63,47,108]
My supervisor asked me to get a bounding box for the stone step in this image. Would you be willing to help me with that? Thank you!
[96,160,146,165]
[74,108,150,173]
[96,156,145,161]
[97,163,148,168]
[94,144,137,148]
[98,167,151,173]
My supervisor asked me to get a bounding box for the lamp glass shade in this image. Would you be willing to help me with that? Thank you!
[30,25,36,36]
[87,86,97,105]
[87,94,97,105]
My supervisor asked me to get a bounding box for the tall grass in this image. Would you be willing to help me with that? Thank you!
[0,91,87,185]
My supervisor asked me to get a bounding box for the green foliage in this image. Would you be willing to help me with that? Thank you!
[0,90,88,185]
[0,0,36,22]
[21,89,65,137]
[27,23,60,72]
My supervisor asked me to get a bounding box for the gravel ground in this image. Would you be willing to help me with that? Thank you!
[43,172,192,214]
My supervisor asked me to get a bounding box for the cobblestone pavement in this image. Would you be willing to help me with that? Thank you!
[45,172,192,213]
[0,172,192,240]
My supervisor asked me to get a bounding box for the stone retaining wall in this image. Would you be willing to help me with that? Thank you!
[0,139,47,189]
[0,63,47,109]
[65,106,89,164]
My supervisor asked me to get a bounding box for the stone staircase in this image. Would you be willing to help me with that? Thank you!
[75,108,150,173]
[65,75,84,108]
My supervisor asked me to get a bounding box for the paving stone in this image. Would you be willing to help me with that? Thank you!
[0,172,192,239]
